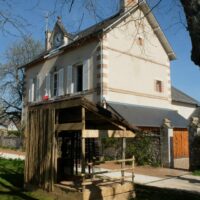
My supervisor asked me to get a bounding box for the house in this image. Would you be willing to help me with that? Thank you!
[0,121,21,149]
[7,121,19,132]
[22,0,198,198]
[171,87,200,119]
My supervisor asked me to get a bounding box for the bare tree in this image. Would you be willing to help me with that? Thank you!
[0,0,28,35]
[0,0,199,67]
[0,36,43,128]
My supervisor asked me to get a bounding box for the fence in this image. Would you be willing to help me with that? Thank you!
[0,135,22,149]
[82,156,135,191]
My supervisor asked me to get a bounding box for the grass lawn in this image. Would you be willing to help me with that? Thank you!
[0,158,200,200]
[0,158,54,200]
[193,170,200,176]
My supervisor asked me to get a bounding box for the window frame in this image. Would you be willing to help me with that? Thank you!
[53,71,59,97]
[72,63,83,93]
[155,80,163,93]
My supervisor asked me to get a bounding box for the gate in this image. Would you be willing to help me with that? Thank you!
[173,128,189,159]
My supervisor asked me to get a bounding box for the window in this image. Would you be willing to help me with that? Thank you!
[53,72,58,96]
[155,80,163,93]
[137,36,144,46]
[28,77,37,102]
[66,60,90,95]
[73,64,83,92]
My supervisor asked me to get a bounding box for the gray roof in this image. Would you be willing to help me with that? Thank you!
[190,107,200,118]
[108,102,188,128]
[21,1,175,69]
[172,87,200,106]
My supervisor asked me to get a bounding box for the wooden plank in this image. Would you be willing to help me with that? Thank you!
[82,130,99,138]
[90,167,134,176]
[87,158,135,166]
[122,137,126,183]
[82,129,135,138]
[54,99,82,109]
[55,122,84,131]
[28,98,82,111]
[82,175,134,186]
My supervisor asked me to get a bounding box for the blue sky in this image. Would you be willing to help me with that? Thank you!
[0,0,199,101]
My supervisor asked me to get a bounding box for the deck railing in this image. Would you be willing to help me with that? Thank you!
[81,156,135,191]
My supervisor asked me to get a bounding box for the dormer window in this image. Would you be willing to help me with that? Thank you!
[54,32,63,47]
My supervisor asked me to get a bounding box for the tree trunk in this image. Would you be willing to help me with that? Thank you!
[180,0,200,67]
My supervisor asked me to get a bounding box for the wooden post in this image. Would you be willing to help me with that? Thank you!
[132,155,135,182]
[50,108,55,191]
[81,107,86,174]
[54,110,59,184]
[121,135,126,184]
[75,133,78,175]
[81,107,86,194]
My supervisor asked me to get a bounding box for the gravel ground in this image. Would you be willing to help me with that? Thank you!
[0,148,25,160]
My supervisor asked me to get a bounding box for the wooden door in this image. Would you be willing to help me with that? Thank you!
[173,129,189,159]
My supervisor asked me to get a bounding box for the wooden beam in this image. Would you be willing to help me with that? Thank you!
[82,101,126,130]
[54,98,82,109]
[28,98,82,111]
[121,137,126,184]
[55,122,83,132]
[82,129,135,138]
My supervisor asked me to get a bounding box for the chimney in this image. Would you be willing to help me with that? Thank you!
[120,0,138,12]
[45,30,51,51]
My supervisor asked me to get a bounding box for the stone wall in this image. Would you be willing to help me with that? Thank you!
[0,136,22,149]
[189,117,200,170]
[102,131,161,166]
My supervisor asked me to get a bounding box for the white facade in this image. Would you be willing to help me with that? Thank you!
[25,4,193,119]
[100,9,172,109]
[172,102,197,119]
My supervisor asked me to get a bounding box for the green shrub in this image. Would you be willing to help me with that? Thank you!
[193,170,200,176]
[101,132,161,166]
[126,135,160,166]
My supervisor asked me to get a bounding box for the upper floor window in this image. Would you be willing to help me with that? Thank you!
[155,80,163,93]
[73,64,83,93]
[66,59,90,94]
[53,72,58,96]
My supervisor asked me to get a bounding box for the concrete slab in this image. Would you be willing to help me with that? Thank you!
[174,158,189,170]
[93,167,200,194]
